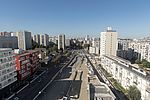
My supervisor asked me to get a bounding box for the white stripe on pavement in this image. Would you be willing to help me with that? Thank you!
[16,83,29,94]
[30,71,46,83]
[5,93,15,100]
[7,70,46,100]
[33,56,76,100]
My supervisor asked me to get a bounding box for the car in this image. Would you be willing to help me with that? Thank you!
[13,97,19,100]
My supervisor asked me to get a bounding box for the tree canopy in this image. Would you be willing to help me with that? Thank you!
[127,86,141,100]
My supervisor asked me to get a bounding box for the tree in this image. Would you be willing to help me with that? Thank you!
[127,86,141,100]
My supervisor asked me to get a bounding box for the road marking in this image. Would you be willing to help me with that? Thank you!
[7,70,46,100]
[16,83,29,94]
[5,93,15,100]
[33,55,76,100]
[30,70,46,83]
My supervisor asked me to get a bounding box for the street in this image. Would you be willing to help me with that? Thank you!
[9,54,75,100]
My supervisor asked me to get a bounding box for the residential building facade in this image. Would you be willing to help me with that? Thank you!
[65,39,70,47]
[0,32,11,36]
[100,27,118,57]
[129,40,150,62]
[15,50,40,80]
[58,34,65,50]
[0,36,18,49]
[89,38,100,54]
[101,55,150,100]
[33,34,40,45]
[49,36,58,44]
[14,31,32,50]
[0,48,17,90]
[43,34,49,46]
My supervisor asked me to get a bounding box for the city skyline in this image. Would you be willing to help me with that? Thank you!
[0,0,150,38]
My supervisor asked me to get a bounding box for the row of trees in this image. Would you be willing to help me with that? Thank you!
[32,40,58,53]
[135,59,150,68]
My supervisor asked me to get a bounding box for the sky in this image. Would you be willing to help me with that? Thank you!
[0,0,150,38]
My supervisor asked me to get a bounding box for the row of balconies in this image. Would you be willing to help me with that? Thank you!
[0,51,13,58]
[0,61,15,71]
[1,76,17,89]
[0,56,14,64]
[21,71,30,79]
[20,59,30,65]
[18,66,31,74]
[0,71,16,81]
[0,67,16,78]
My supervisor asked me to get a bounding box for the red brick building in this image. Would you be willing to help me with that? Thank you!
[15,50,40,80]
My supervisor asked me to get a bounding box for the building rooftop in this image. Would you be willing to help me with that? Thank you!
[89,75,116,100]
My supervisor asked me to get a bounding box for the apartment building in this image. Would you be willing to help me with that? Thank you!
[14,31,32,50]
[129,41,150,62]
[49,36,58,44]
[0,36,18,49]
[15,50,40,80]
[117,38,134,60]
[0,48,17,90]
[0,32,11,36]
[65,39,70,47]
[15,52,31,80]
[89,38,100,54]
[100,27,118,57]
[39,34,49,46]
[101,55,150,100]
[58,34,65,50]
[28,50,40,73]
[32,34,40,45]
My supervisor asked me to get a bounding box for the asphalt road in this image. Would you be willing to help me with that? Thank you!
[36,55,82,100]
[10,55,75,100]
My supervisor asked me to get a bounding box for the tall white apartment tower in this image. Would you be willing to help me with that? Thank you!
[33,34,40,45]
[14,31,32,50]
[43,34,49,46]
[58,34,65,50]
[100,27,118,57]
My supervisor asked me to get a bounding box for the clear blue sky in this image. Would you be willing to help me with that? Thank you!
[0,0,150,38]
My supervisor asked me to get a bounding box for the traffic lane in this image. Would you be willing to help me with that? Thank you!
[10,54,72,100]
[11,67,61,100]
[21,55,74,100]
[36,80,71,100]
[36,58,77,100]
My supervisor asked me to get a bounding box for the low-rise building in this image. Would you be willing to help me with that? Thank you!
[90,75,116,100]
[101,55,150,100]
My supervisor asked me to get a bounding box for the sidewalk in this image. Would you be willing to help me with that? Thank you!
[77,60,89,100]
